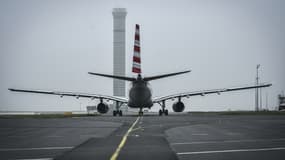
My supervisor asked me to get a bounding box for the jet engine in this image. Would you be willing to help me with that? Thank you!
[97,102,109,114]
[172,101,185,112]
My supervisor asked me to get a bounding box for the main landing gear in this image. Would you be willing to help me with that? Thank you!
[113,101,123,116]
[113,110,123,116]
[159,109,168,116]
[159,100,169,116]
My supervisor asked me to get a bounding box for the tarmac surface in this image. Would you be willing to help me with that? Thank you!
[0,113,285,160]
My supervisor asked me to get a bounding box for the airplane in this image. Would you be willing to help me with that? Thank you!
[9,24,272,116]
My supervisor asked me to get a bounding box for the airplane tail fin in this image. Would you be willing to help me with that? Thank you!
[132,24,142,74]
[131,24,190,81]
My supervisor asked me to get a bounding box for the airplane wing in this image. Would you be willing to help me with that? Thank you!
[153,83,272,103]
[8,88,128,103]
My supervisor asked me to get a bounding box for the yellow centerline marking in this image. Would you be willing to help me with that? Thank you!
[110,116,141,160]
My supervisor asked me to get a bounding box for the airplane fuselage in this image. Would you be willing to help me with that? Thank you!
[128,75,153,109]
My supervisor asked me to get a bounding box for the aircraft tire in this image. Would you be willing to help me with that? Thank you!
[119,110,123,116]
[164,109,168,116]
[159,109,163,116]
[113,110,117,116]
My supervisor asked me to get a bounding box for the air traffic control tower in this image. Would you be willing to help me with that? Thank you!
[112,8,127,98]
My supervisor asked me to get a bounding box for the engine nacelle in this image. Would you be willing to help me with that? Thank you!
[97,102,109,114]
[172,101,185,112]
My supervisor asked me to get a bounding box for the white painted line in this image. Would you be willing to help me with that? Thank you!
[171,138,285,145]
[177,147,285,155]
[8,135,27,138]
[226,132,241,135]
[16,158,53,160]
[191,133,208,136]
[0,146,74,151]
[46,135,63,138]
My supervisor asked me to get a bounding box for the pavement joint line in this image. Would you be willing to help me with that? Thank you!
[110,116,141,160]
[0,146,74,151]
[171,138,285,145]
[177,147,285,155]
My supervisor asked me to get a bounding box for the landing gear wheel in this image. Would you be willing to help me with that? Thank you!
[159,109,163,116]
[164,109,168,116]
[119,110,123,116]
[139,111,143,116]
[113,110,117,116]
[113,110,123,116]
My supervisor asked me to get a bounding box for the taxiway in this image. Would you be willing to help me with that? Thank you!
[1,113,285,160]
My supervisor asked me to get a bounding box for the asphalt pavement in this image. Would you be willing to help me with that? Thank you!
[0,113,285,160]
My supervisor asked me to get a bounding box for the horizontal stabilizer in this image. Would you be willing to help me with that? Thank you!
[143,70,191,81]
[88,72,136,81]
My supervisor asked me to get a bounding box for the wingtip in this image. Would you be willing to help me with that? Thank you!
[261,82,273,87]
[257,83,273,88]
[8,88,18,92]
[184,70,191,73]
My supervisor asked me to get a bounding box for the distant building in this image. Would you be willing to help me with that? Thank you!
[278,94,285,111]
[112,8,127,99]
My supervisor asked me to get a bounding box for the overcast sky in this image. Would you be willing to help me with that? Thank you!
[1,0,284,112]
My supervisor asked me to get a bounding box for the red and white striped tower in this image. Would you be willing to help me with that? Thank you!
[132,24,141,74]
